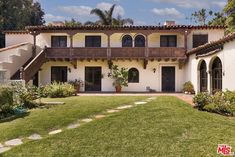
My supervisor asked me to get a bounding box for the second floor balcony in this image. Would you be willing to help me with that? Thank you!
[45,47,186,60]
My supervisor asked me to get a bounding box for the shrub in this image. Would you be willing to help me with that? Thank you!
[183,81,195,94]
[0,86,15,118]
[44,82,75,98]
[193,92,211,110]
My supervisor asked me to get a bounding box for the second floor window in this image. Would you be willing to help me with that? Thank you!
[51,36,67,47]
[160,35,177,47]
[193,34,208,48]
[122,35,133,47]
[135,35,145,47]
[85,36,101,47]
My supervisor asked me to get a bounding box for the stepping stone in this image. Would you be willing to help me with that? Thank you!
[135,101,147,105]
[107,109,120,113]
[81,118,93,123]
[28,134,42,140]
[67,123,80,129]
[117,105,133,110]
[0,147,11,154]
[95,115,106,119]
[5,139,23,146]
[147,97,156,100]
[49,129,62,135]
[0,143,3,148]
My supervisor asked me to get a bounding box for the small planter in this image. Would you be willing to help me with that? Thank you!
[74,85,80,93]
[115,85,122,93]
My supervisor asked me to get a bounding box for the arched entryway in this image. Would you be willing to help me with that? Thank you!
[211,57,222,93]
[199,60,207,92]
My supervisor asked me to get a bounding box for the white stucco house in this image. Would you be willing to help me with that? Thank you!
[0,23,234,93]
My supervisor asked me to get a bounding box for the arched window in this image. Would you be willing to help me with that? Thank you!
[212,57,222,93]
[122,35,133,47]
[199,60,207,92]
[128,68,139,83]
[134,35,145,47]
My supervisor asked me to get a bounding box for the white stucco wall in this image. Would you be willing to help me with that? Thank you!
[185,40,235,93]
[39,60,185,92]
[187,29,224,50]
[5,34,33,47]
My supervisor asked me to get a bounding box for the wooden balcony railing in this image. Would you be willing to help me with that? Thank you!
[149,47,186,58]
[44,47,186,60]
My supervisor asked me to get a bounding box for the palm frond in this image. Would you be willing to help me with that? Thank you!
[90,8,108,25]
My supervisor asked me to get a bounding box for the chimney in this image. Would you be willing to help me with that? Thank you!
[164,21,176,26]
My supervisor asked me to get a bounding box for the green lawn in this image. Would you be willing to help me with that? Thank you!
[0,96,145,143]
[2,96,235,157]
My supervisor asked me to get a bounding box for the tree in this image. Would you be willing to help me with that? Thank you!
[224,0,235,33]
[0,0,45,48]
[113,15,134,26]
[208,12,227,26]
[65,18,82,27]
[90,4,134,26]
[189,9,212,25]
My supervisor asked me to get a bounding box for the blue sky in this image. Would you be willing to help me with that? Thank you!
[37,0,227,25]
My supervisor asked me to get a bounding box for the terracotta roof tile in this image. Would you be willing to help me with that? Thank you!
[3,30,28,34]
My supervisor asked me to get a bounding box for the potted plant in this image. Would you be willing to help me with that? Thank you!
[110,65,128,93]
[69,79,84,93]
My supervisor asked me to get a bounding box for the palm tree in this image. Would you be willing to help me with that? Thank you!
[90,4,134,26]
[113,15,134,26]
[90,4,116,25]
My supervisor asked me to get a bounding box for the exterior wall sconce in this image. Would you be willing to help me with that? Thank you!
[68,68,71,73]
[108,72,112,77]
[153,68,156,73]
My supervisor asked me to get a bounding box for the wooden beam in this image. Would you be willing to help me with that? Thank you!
[108,60,113,69]
[143,59,148,69]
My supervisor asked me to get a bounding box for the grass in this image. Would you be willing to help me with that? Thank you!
[2,96,235,157]
[0,96,145,143]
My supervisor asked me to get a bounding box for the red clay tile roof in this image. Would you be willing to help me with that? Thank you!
[3,30,28,34]
[25,25,225,31]
[187,32,235,55]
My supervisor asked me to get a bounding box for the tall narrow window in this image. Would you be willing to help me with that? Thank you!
[160,35,177,47]
[51,36,67,47]
[128,68,139,83]
[193,34,208,48]
[199,60,207,92]
[51,66,68,83]
[212,57,222,93]
[85,36,101,47]
[134,35,145,47]
[122,35,133,47]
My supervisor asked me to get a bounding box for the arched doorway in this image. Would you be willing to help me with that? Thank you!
[211,57,222,93]
[199,60,207,92]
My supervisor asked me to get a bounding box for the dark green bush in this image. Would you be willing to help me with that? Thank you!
[44,82,76,98]
[183,81,195,94]
[0,86,15,118]
[194,90,235,116]
[193,92,211,110]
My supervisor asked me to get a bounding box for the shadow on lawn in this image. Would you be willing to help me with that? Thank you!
[0,112,30,123]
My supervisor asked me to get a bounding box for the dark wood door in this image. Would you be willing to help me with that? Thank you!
[85,67,102,91]
[162,67,175,92]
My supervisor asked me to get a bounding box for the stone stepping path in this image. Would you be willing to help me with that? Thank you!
[0,98,152,154]
[81,118,93,123]
[28,134,42,140]
[67,123,80,129]
[49,129,62,135]
[117,105,133,110]
[135,101,147,105]
[5,139,23,146]
[107,109,120,113]
[95,115,106,119]
[0,147,11,154]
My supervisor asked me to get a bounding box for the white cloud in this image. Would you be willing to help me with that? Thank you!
[58,6,92,17]
[151,8,184,19]
[148,0,226,9]
[44,14,66,22]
